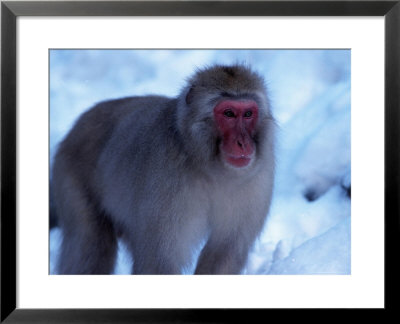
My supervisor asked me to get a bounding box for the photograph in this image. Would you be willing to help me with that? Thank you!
[3,0,398,320]
[49,49,351,275]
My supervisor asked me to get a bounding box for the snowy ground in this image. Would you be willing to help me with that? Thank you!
[50,49,351,275]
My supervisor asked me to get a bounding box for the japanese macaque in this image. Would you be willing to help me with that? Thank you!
[52,64,275,274]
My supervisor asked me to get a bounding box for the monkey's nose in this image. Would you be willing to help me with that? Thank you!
[237,140,243,148]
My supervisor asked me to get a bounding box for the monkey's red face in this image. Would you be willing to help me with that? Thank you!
[214,100,259,168]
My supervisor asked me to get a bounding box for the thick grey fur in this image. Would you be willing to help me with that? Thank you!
[52,64,275,274]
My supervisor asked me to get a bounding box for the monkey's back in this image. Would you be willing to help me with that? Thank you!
[94,96,194,226]
[52,96,173,227]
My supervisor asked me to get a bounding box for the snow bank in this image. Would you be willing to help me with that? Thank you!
[268,217,350,275]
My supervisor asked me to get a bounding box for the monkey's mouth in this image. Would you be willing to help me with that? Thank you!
[224,153,253,168]
[218,137,255,168]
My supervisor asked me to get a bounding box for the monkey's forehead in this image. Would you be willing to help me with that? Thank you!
[189,64,266,90]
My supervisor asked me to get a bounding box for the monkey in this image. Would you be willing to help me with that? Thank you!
[51,64,275,274]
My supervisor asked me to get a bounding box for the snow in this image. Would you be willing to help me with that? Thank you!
[49,49,351,275]
[268,217,351,275]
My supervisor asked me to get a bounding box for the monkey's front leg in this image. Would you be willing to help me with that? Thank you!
[131,213,208,275]
[194,235,251,275]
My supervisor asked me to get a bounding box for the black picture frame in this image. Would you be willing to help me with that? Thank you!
[1,0,399,322]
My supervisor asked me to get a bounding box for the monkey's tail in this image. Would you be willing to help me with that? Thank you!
[49,184,58,229]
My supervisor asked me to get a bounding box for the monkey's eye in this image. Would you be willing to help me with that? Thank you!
[223,109,235,118]
[244,111,253,118]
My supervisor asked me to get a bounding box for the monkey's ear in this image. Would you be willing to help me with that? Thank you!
[185,86,195,105]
